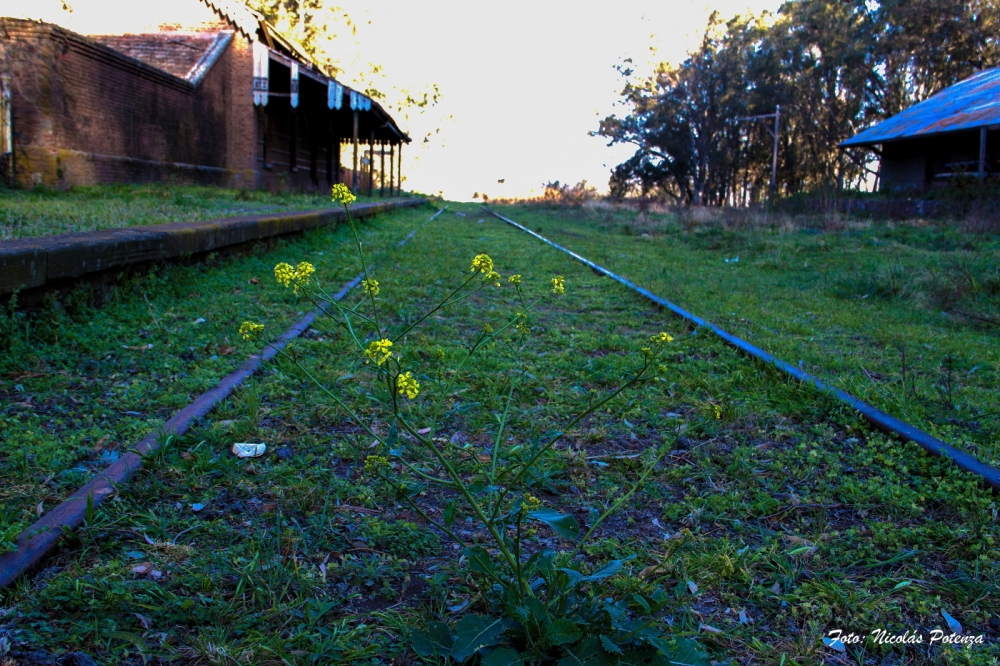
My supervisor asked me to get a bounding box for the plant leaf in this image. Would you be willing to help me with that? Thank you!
[599,635,623,655]
[645,636,711,666]
[450,614,508,661]
[463,546,497,577]
[528,508,580,540]
[547,618,582,645]
[481,647,526,666]
[411,621,454,657]
[444,500,457,527]
[103,631,148,651]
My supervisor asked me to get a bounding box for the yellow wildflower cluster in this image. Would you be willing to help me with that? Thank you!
[274,261,315,294]
[485,270,501,287]
[397,371,420,399]
[364,339,393,365]
[331,183,356,207]
[483,322,494,334]
[508,274,521,285]
[651,332,674,344]
[363,455,389,474]
[238,321,265,341]
[362,278,380,296]
[470,254,494,274]
[551,275,565,295]
[521,495,542,511]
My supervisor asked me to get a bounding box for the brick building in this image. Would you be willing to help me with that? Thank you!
[0,0,409,192]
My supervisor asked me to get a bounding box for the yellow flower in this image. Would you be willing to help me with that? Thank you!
[470,254,494,274]
[483,322,494,334]
[521,495,542,511]
[651,332,674,344]
[332,183,356,207]
[364,339,393,366]
[397,371,420,399]
[238,321,265,341]
[362,278,380,296]
[363,455,388,474]
[274,262,296,288]
[508,274,521,285]
[275,261,315,294]
[516,321,530,335]
[484,270,501,287]
[551,275,565,295]
[713,404,722,420]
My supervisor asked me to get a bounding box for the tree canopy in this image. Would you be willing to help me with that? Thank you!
[596,0,1000,205]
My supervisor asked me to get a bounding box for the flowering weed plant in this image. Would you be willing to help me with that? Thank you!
[240,192,711,665]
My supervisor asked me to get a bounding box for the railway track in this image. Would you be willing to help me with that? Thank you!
[485,206,1000,492]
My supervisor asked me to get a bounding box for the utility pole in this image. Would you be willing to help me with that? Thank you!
[737,105,781,202]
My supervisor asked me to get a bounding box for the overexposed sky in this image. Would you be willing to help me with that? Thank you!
[333,0,782,200]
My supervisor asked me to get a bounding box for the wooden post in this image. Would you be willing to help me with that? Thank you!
[389,143,395,196]
[289,109,298,173]
[397,142,403,195]
[326,118,335,185]
[979,127,988,180]
[368,131,375,197]
[770,105,780,200]
[352,110,359,193]
[380,142,385,197]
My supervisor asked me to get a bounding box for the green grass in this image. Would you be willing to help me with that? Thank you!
[0,184,399,240]
[1,201,998,664]
[494,203,1000,462]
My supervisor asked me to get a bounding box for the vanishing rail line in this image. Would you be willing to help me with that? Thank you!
[0,206,447,588]
[485,206,1000,492]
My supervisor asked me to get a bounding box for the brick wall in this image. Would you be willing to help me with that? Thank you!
[1,19,257,188]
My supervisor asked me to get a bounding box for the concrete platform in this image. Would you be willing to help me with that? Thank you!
[0,198,425,298]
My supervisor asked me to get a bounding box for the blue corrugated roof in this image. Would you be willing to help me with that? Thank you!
[841,68,1000,147]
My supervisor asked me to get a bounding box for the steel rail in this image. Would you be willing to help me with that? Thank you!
[0,206,446,589]
[485,207,1000,491]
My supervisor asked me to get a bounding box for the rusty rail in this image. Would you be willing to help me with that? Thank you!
[486,206,1000,491]
[0,206,445,588]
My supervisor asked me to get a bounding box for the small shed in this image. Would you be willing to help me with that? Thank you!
[840,68,1000,194]
[0,0,409,194]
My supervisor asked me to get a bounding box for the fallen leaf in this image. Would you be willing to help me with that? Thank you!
[260,503,277,513]
[417,428,432,435]
[770,581,782,595]
[134,613,152,630]
[192,318,206,325]
[143,533,155,545]
[699,623,722,634]
[249,277,260,284]
[131,563,153,575]
[218,345,236,356]
[149,570,163,580]
[739,610,753,625]
[687,581,698,594]
[822,637,846,652]
[36,502,43,517]
[941,609,963,635]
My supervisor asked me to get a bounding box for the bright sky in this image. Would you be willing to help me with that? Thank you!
[334,0,783,201]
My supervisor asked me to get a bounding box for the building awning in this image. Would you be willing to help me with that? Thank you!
[841,67,1000,148]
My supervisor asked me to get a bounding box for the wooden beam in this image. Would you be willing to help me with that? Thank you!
[380,142,386,197]
[368,131,375,197]
[397,142,403,194]
[352,110,359,193]
[389,142,395,196]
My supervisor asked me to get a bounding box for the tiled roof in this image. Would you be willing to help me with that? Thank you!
[91,33,231,81]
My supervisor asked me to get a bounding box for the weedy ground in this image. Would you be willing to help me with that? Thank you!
[0,201,998,665]
[0,184,392,240]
